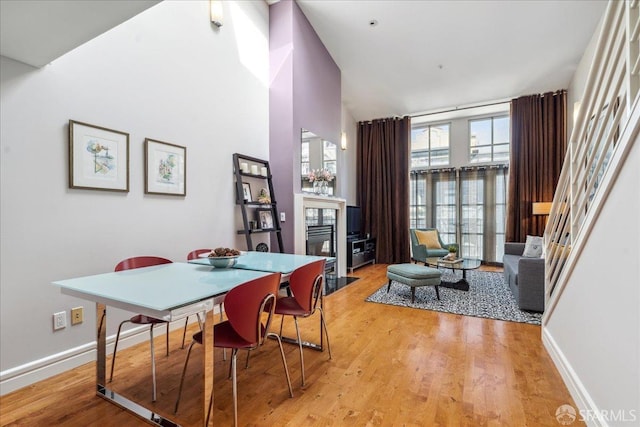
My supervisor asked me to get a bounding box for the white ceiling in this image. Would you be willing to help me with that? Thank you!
[1,0,607,122]
[0,0,160,67]
[297,0,607,121]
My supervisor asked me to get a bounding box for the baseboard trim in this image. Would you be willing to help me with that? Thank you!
[542,327,607,427]
[0,315,202,396]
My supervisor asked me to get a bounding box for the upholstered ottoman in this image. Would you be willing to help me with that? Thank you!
[387,263,441,303]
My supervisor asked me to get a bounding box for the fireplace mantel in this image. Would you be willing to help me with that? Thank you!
[294,193,347,277]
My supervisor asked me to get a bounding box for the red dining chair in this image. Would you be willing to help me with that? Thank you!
[274,259,331,386]
[109,256,172,402]
[174,273,293,427]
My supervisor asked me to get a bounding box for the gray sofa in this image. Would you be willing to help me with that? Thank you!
[503,243,545,312]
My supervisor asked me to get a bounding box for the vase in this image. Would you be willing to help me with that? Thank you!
[320,181,328,195]
[313,181,321,194]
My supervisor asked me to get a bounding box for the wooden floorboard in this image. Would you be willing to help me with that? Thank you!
[0,263,581,426]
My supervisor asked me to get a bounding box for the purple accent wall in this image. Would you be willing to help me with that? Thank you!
[269,0,341,253]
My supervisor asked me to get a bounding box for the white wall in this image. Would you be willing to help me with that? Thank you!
[0,0,270,393]
[567,13,602,141]
[341,106,357,205]
[544,133,639,426]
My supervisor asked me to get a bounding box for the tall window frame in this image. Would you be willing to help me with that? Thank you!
[301,141,310,175]
[323,140,337,174]
[469,115,510,163]
[410,169,457,245]
[410,122,451,169]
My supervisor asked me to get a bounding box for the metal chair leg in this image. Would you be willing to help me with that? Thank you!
[279,314,285,337]
[174,339,196,413]
[231,348,238,427]
[318,307,332,359]
[109,320,129,382]
[293,316,305,386]
[267,332,293,398]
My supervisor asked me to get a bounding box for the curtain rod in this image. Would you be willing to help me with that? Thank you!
[410,100,510,119]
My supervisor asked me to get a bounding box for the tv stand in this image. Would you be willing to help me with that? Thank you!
[347,236,376,273]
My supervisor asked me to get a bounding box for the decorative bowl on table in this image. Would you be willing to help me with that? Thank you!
[198,253,239,268]
[198,247,241,268]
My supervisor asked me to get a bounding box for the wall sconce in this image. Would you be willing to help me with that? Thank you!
[210,0,223,27]
[341,132,347,150]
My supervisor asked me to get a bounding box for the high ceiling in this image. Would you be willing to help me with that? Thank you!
[1,0,607,122]
[0,0,159,67]
[297,0,607,121]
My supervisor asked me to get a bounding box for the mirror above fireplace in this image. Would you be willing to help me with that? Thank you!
[301,129,337,196]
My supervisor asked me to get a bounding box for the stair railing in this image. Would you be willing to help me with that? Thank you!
[544,0,640,318]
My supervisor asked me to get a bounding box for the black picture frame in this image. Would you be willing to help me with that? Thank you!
[256,208,274,230]
[242,182,252,202]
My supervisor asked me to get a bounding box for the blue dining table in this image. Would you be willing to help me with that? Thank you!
[52,252,329,427]
[188,251,331,278]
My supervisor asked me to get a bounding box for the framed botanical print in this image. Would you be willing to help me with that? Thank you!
[69,120,129,192]
[144,138,186,196]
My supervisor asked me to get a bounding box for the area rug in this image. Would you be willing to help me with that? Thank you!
[366,270,542,325]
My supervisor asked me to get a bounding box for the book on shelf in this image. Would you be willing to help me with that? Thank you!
[439,256,463,264]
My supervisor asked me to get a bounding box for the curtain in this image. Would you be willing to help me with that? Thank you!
[506,91,566,242]
[358,116,411,264]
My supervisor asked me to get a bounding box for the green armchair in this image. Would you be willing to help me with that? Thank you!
[410,228,455,263]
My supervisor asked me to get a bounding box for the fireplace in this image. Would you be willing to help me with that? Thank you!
[306,224,335,258]
[294,194,346,277]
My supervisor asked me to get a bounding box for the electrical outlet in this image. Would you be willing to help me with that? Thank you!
[53,311,66,330]
[71,306,84,325]
[280,212,286,222]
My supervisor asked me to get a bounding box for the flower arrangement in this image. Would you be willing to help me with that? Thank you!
[308,168,334,182]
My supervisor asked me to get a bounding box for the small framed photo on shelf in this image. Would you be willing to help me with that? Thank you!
[242,182,252,202]
[144,138,186,196]
[69,120,130,192]
[257,208,274,230]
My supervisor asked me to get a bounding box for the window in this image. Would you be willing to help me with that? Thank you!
[323,140,337,174]
[460,173,484,259]
[410,169,456,245]
[411,123,450,169]
[301,141,310,175]
[410,166,508,263]
[469,116,510,163]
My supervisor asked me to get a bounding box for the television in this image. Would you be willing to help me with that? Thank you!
[346,205,361,237]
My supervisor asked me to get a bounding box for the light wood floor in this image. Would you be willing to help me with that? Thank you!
[0,264,581,426]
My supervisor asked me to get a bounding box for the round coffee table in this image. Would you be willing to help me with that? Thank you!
[424,257,481,291]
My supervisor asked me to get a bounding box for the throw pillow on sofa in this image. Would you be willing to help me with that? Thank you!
[523,235,543,257]
[415,230,442,249]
